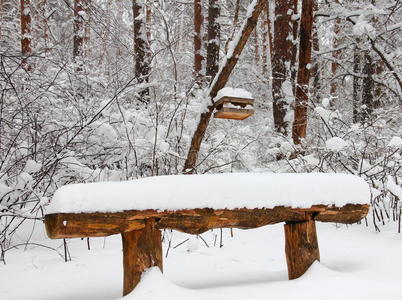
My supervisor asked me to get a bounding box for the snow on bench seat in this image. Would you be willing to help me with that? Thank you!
[47,173,370,214]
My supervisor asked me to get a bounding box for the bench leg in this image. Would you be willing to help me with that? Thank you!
[284,219,320,280]
[121,219,163,296]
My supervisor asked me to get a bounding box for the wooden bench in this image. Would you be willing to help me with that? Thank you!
[45,204,369,296]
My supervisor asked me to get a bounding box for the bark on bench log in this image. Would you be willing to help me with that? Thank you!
[45,204,369,238]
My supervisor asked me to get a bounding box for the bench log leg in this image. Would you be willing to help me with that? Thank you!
[121,219,163,296]
[284,219,320,280]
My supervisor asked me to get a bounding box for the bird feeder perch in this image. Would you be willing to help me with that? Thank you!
[213,88,254,120]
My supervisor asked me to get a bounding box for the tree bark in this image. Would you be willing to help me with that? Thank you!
[183,0,266,173]
[133,0,151,104]
[1,0,13,48]
[194,0,205,83]
[284,219,320,279]
[352,44,361,123]
[206,0,220,80]
[0,0,2,41]
[122,219,162,296]
[290,0,299,93]
[73,0,90,69]
[36,0,49,52]
[271,0,298,135]
[330,0,341,100]
[292,0,314,145]
[73,0,84,60]
[84,1,90,58]
[261,5,269,75]
[145,0,152,59]
[361,52,374,121]
[20,0,32,70]
[224,0,241,54]
[45,204,369,238]
[310,0,320,102]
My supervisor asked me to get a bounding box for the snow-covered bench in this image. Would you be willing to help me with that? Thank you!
[44,173,370,297]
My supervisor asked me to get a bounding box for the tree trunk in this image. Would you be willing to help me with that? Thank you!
[225,0,241,54]
[271,0,297,135]
[310,0,320,102]
[133,0,150,104]
[330,4,341,101]
[183,0,266,173]
[73,0,85,71]
[20,0,32,70]
[1,0,13,48]
[254,23,259,64]
[261,5,269,75]
[361,52,374,121]
[145,0,152,59]
[290,0,299,93]
[73,0,84,58]
[133,0,151,105]
[373,60,384,108]
[84,1,90,58]
[292,0,314,145]
[206,0,220,80]
[352,44,361,123]
[0,0,2,38]
[121,219,162,296]
[36,0,49,53]
[284,219,320,279]
[194,0,205,84]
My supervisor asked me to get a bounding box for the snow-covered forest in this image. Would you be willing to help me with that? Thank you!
[0,0,401,299]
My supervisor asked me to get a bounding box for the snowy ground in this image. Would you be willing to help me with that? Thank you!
[1,220,402,300]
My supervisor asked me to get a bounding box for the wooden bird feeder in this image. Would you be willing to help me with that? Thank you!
[214,95,255,120]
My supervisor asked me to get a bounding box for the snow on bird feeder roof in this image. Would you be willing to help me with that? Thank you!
[213,87,254,120]
[214,87,253,101]
[46,173,370,214]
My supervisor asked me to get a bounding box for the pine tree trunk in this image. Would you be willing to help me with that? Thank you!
[20,0,32,70]
[330,0,341,102]
[224,0,241,54]
[361,52,374,121]
[373,60,384,108]
[73,0,84,71]
[310,0,320,102]
[271,0,297,135]
[133,0,150,104]
[254,24,259,65]
[261,5,269,75]
[145,0,152,59]
[1,0,13,47]
[36,0,49,53]
[1,0,3,41]
[292,0,313,145]
[352,44,361,123]
[206,0,220,80]
[194,0,205,84]
[84,1,90,58]
[290,0,299,93]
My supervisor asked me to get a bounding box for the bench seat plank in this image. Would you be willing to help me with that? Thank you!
[45,204,369,239]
